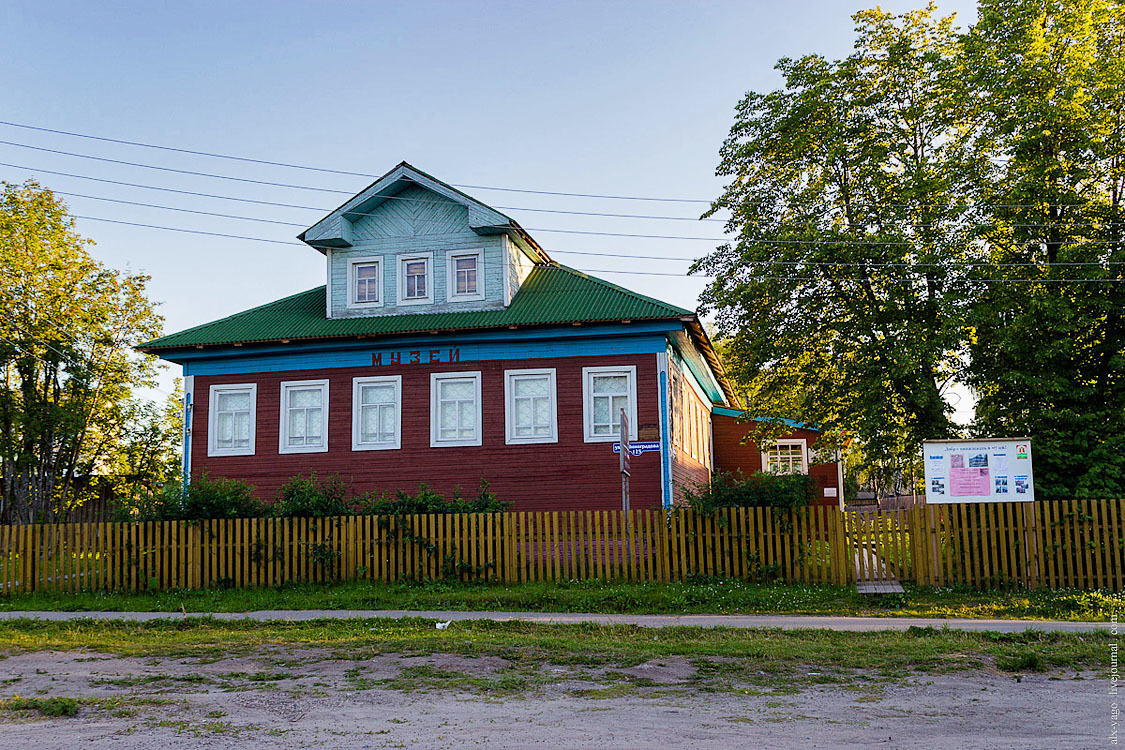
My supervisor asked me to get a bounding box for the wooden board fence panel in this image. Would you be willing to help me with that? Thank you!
[0,501,1120,593]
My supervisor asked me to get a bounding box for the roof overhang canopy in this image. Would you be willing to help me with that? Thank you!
[297,161,549,262]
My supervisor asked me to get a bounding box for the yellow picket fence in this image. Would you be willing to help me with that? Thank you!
[0,500,1118,593]
[0,508,848,593]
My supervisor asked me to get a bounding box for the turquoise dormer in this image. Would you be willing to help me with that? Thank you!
[298,163,549,320]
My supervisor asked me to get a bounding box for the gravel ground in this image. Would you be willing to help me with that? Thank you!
[0,649,1106,749]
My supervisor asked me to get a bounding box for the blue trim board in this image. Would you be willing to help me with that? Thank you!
[177,324,675,377]
[711,405,814,431]
[167,321,678,364]
[659,369,672,509]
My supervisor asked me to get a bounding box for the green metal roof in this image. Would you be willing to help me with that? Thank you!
[139,264,693,352]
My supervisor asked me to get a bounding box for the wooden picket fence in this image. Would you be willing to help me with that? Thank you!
[0,499,1119,593]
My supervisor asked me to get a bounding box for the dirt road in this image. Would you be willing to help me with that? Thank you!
[0,649,1106,749]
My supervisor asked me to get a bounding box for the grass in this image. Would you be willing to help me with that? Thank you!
[2,696,80,717]
[0,616,1107,677]
[0,578,1121,621]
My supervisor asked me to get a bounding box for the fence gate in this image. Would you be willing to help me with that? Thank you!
[845,509,909,594]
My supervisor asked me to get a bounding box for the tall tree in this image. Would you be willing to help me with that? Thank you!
[0,180,164,523]
[695,5,977,466]
[109,384,184,512]
[963,0,1125,498]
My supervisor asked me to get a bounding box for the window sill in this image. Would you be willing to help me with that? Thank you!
[397,297,433,307]
[278,445,329,455]
[352,441,401,452]
[207,448,255,457]
[430,437,483,448]
[505,435,559,446]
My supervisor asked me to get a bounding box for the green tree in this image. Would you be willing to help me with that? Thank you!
[963,0,1125,498]
[109,383,184,513]
[695,5,975,467]
[0,180,164,523]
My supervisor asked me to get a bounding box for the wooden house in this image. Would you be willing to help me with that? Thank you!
[140,163,840,510]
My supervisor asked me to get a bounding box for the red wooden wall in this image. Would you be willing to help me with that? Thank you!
[189,353,662,512]
[711,412,841,507]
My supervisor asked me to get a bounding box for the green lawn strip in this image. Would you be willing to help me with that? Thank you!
[0,617,1107,677]
[0,579,1121,621]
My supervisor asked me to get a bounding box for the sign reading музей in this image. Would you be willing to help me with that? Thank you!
[922,438,1035,504]
[372,348,462,366]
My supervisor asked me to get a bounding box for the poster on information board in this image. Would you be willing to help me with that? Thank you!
[922,438,1034,504]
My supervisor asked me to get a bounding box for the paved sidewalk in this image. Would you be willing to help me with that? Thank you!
[0,609,1110,633]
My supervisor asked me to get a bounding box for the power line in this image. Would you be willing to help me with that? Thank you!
[8,157,1124,234]
[66,212,1125,282]
[0,129,1115,211]
[67,210,1125,268]
[57,191,306,227]
[3,159,724,223]
[55,187,1125,247]
[74,215,300,246]
[0,120,711,204]
[0,139,354,195]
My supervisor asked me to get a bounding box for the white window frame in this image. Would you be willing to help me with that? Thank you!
[397,252,434,306]
[347,255,384,308]
[279,379,330,455]
[504,368,558,445]
[447,250,485,302]
[582,365,638,443]
[207,383,257,457]
[351,375,402,451]
[430,371,483,447]
[761,439,808,474]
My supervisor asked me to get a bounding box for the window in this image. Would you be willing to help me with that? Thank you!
[207,384,256,456]
[279,380,329,454]
[582,366,637,442]
[347,256,383,307]
[504,369,557,444]
[447,251,484,302]
[352,376,401,450]
[397,253,433,305]
[430,371,482,447]
[763,440,807,474]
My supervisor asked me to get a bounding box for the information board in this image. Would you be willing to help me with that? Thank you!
[922,438,1034,504]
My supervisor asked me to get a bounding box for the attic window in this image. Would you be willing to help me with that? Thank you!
[347,256,383,308]
[397,253,434,305]
[448,250,484,302]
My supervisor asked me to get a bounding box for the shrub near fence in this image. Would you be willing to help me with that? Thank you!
[0,500,1120,593]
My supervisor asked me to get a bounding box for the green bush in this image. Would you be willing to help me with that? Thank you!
[114,472,508,521]
[362,479,509,515]
[682,470,817,513]
[273,473,355,518]
[165,471,265,520]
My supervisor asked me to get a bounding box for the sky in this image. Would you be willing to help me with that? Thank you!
[2,0,981,420]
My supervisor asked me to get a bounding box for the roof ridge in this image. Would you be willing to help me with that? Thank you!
[140,266,697,352]
[541,263,694,317]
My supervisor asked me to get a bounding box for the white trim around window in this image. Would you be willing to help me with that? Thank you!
[347,254,384,308]
[504,368,558,445]
[761,438,808,474]
[430,371,482,447]
[582,365,638,443]
[279,379,330,454]
[447,250,485,302]
[207,383,257,457]
[352,375,401,451]
[397,252,434,306]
